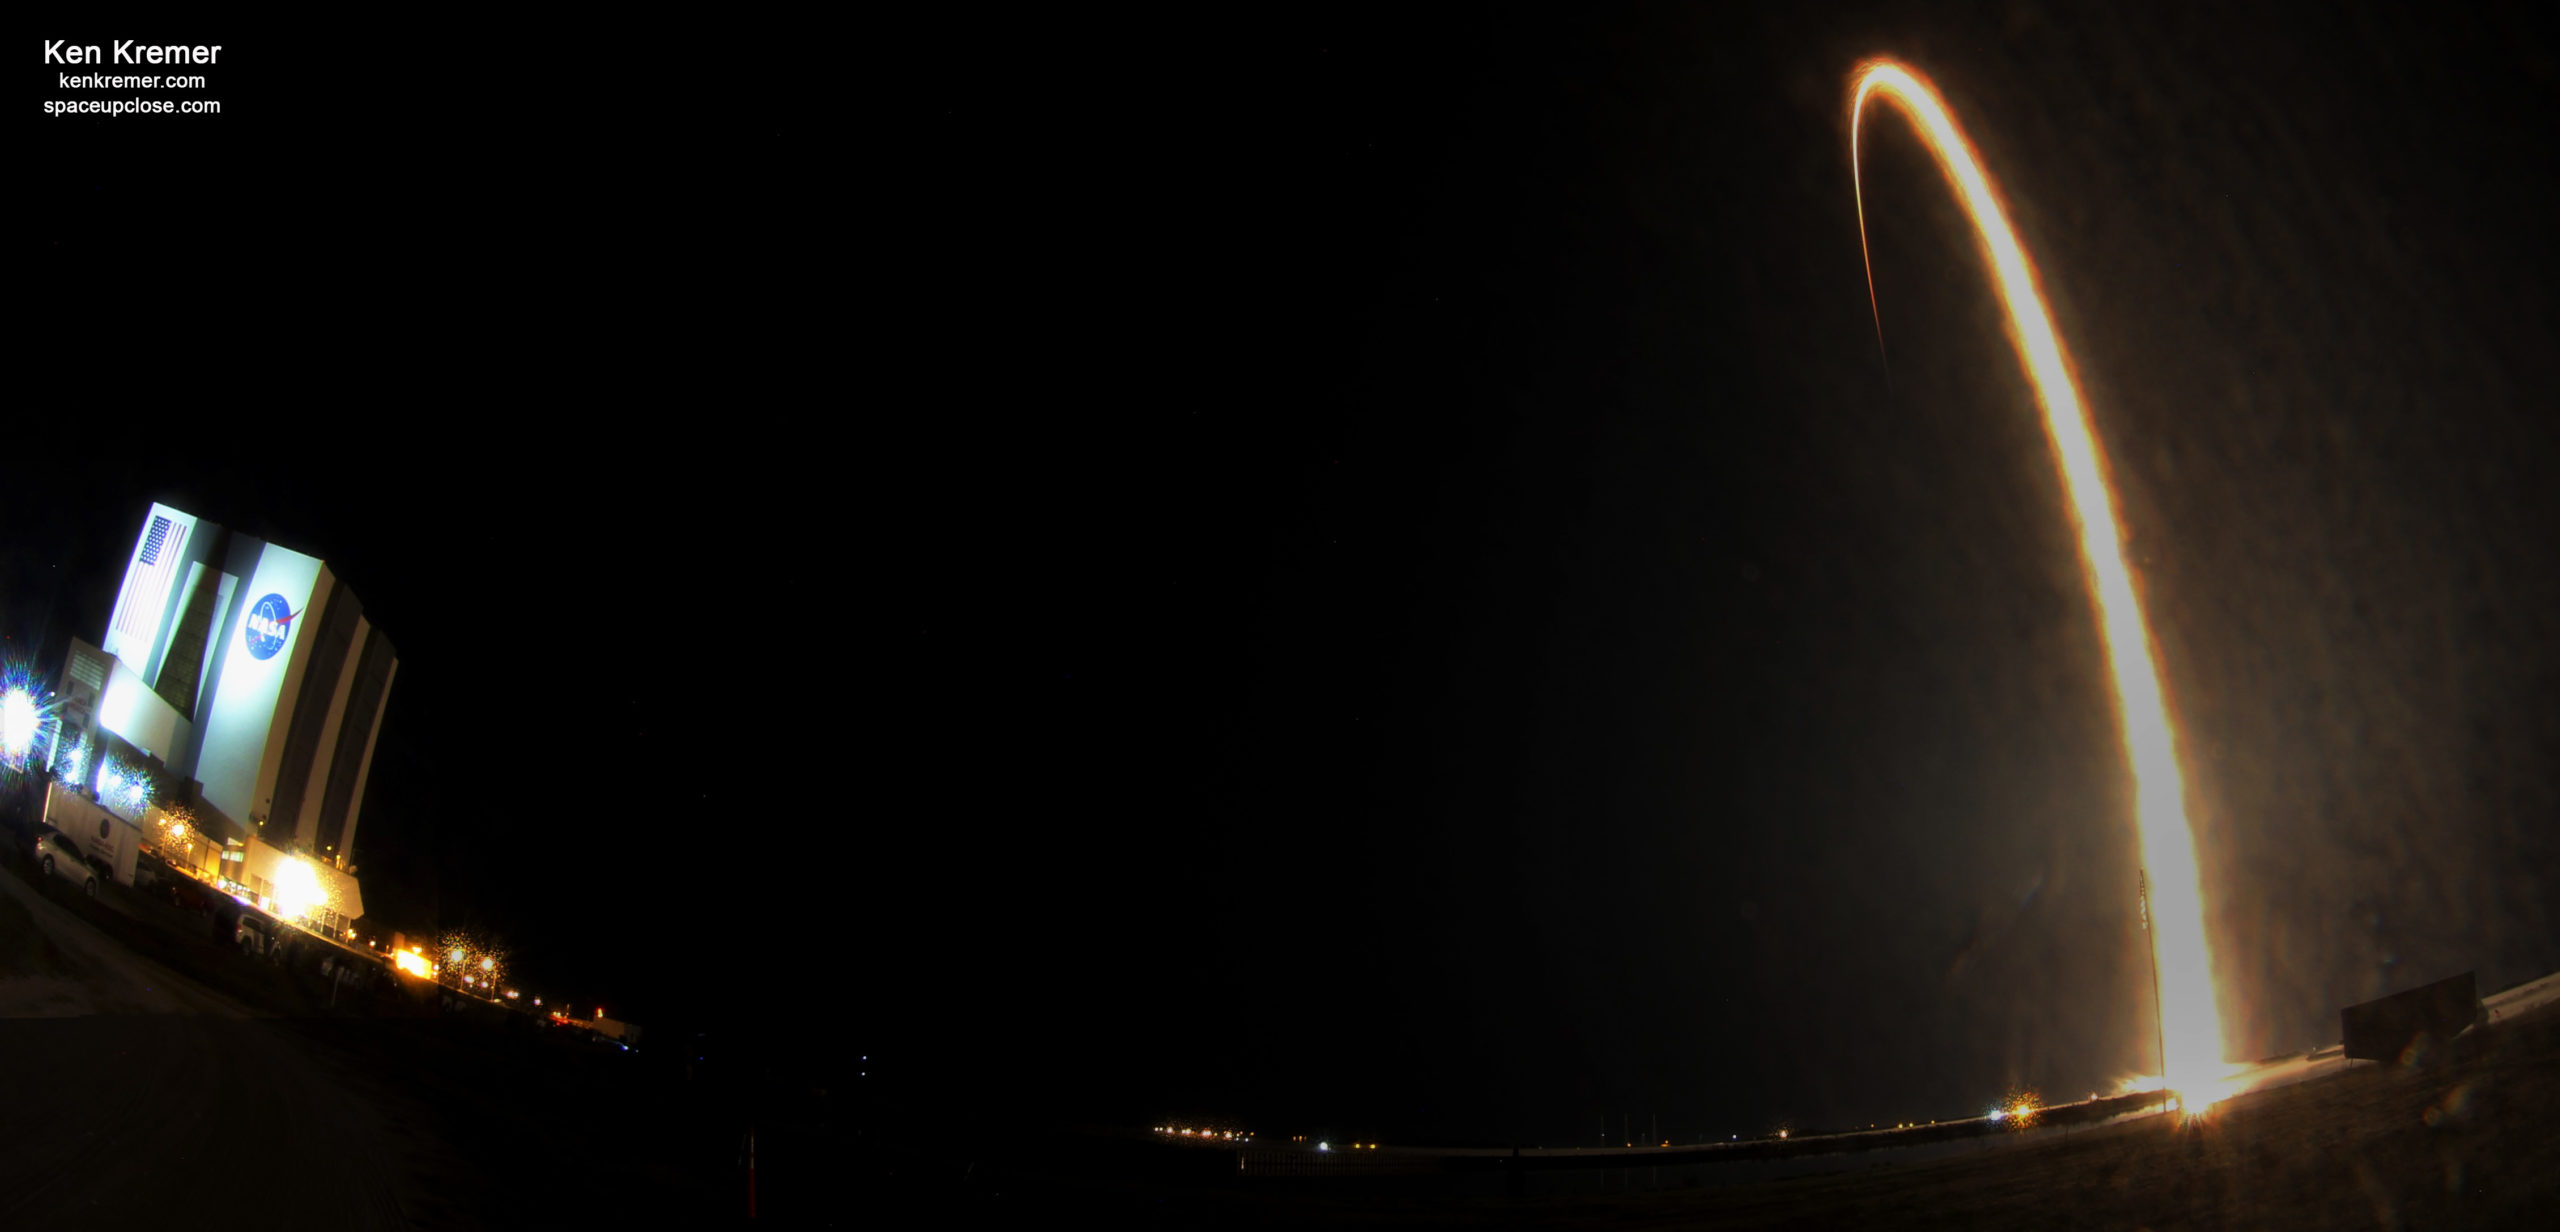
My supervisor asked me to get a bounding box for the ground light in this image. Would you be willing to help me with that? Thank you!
[0,686,41,758]
[273,858,326,921]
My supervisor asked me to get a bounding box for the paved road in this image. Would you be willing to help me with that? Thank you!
[0,868,424,1230]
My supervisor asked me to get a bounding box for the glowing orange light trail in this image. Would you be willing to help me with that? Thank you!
[1850,61,2232,1105]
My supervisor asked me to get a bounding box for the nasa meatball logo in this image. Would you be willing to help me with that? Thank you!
[243,594,298,660]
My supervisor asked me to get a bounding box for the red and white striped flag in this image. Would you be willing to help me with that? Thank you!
[114,515,189,643]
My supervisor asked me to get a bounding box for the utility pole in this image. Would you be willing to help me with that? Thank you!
[2140,868,2165,1088]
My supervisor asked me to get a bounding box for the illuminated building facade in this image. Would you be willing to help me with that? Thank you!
[46,502,395,918]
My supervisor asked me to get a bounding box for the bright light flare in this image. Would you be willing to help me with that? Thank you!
[436,932,509,992]
[2110,1073,2168,1097]
[393,948,434,978]
[1851,59,2231,1106]
[0,687,39,759]
[52,734,87,784]
[274,858,327,921]
[95,759,153,814]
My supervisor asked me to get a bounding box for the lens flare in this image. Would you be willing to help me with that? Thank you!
[274,857,328,921]
[1850,60,2232,1106]
[1,686,40,760]
[0,664,60,771]
[94,758,155,815]
[52,734,88,784]
[436,931,508,992]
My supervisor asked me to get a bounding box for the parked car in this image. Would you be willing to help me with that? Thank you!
[33,827,100,899]
[209,894,287,961]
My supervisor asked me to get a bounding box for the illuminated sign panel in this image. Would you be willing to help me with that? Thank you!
[193,544,325,829]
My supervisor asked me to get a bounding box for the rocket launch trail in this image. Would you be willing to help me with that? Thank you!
[1850,60,2234,1106]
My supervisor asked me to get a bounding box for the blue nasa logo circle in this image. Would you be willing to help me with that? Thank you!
[244,593,295,660]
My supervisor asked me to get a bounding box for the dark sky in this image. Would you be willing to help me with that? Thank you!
[17,4,2558,1147]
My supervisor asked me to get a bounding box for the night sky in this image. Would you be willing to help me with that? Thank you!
[16,4,2557,1148]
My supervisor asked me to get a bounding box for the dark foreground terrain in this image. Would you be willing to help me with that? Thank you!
[0,816,834,1229]
[5,796,2551,1229]
[862,1004,2560,1229]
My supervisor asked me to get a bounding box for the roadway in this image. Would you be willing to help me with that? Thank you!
[0,863,427,1230]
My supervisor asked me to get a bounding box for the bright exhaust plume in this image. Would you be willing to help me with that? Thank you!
[1850,60,2233,1105]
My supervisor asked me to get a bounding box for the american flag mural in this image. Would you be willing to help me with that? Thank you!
[113,514,189,645]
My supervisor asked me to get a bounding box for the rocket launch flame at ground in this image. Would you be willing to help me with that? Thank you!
[1849,60,2233,1106]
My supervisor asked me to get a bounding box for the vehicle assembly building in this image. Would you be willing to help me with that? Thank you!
[41,502,396,928]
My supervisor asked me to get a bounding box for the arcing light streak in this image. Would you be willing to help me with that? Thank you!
[1850,61,2231,1104]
